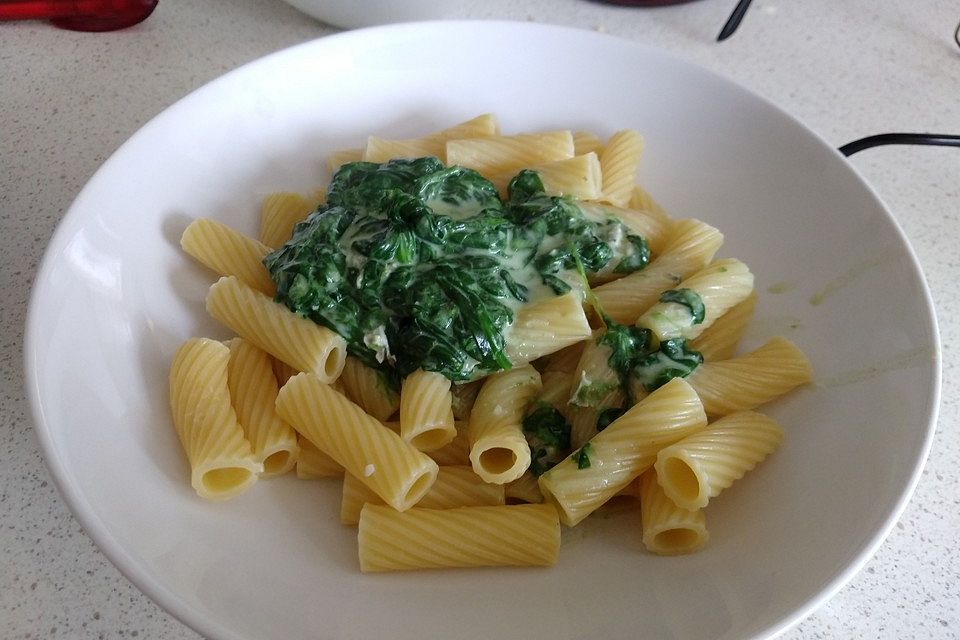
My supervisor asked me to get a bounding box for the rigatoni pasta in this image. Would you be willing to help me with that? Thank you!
[357,503,560,572]
[169,338,261,499]
[276,372,438,512]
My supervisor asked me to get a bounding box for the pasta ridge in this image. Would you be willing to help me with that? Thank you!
[599,130,645,207]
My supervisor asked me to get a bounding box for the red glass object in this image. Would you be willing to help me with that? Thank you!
[0,0,158,31]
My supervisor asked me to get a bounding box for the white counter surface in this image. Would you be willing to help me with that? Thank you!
[2,1,958,637]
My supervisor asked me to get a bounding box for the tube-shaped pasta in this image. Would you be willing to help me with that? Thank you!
[689,290,758,361]
[295,435,343,479]
[599,129,645,207]
[489,153,602,200]
[338,356,400,422]
[685,337,812,417]
[276,373,438,511]
[341,465,505,525]
[225,338,299,477]
[206,276,346,383]
[655,411,784,511]
[636,258,754,345]
[639,469,709,555]
[180,218,275,296]
[446,131,575,176]
[169,338,261,500]
[259,192,316,249]
[357,503,560,572]
[538,377,707,526]
[505,291,592,366]
[468,365,541,484]
[400,369,456,452]
[593,219,723,325]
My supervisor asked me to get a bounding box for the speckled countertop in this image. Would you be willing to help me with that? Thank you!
[1,0,958,638]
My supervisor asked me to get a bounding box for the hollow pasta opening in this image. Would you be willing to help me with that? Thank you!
[653,527,702,553]
[662,457,700,503]
[403,471,435,506]
[262,450,291,475]
[323,346,345,379]
[202,467,255,494]
[478,447,517,475]
[409,428,451,452]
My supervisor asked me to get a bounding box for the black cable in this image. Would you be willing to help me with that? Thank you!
[717,0,753,41]
[838,133,960,156]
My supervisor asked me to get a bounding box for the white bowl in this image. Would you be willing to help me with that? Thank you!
[281,0,474,29]
[24,21,939,640]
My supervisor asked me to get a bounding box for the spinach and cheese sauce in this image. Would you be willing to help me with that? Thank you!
[264,157,650,383]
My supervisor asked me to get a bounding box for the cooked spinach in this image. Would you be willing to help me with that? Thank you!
[264,157,650,382]
[522,403,572,476]
[659,288,705,324]
[571,442,594,469]
[633,338,704,392]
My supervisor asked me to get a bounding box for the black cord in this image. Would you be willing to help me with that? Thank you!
[717,0,753,41]
[838,133,960,156]
[954,19,959,49]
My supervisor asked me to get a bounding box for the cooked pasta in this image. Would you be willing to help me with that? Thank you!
[689,290,758,361]
[639,469,709,555]
[400,369,456,452]
[259,192,316,249]
[599,129,644,207]
[275,372,438,511]
[224,338,299,477]
[685,337,812,417]
[636,258,754,345]
[357,503,560,572]
[169,338,261,499]
[468,365,541,484]
[206,276,346,383]
[654,411,784,511]
[180,218,275,296]
[445,130,575,176]
[504,291,592,366]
